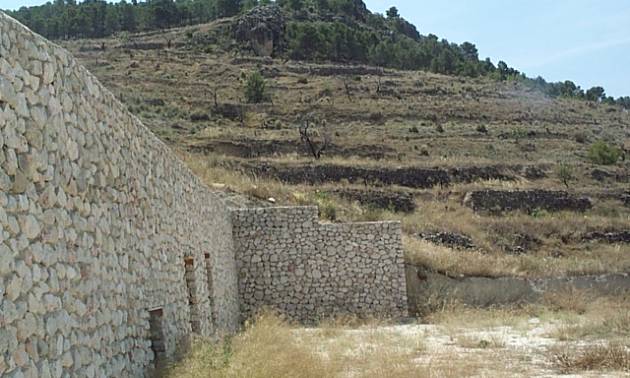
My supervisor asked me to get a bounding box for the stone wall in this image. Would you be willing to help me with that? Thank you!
[463,189,592,213]
[0,12,239,377]
[231,207,408,322]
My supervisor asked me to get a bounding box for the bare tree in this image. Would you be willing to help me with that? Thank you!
[299,116,330,160]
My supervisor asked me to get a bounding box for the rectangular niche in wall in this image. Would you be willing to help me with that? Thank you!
[184,257,200,333]
[148,307,166,364]
[204,253,215,324]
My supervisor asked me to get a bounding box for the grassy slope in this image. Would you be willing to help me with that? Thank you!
[60,18,630,278]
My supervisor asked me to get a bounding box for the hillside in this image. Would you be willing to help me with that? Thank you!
[56,5,630,279]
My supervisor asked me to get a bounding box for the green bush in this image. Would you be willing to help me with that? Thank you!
[587,141,621,165]
[244,71,268,104]
[318,201,337,221]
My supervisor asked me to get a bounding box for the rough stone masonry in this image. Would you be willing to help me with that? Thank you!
[232,207,408,322]
[0,12,407,377]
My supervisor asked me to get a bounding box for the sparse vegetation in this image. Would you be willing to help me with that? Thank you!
[475,124,488,134]
[552,343,630,374]
[556,163,574,188]
[164,293,630,377]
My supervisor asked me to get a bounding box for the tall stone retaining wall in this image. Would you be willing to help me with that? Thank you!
[0,12,239,377]
[231,207,408,322]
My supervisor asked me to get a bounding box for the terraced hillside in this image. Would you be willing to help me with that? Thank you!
[59,11,630,279]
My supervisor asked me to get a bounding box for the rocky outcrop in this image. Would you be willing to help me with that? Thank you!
[521,165,547,180]
[591,168,629,183]
[583,231,630,244]
[501,233,542,255]
[331,188,415,212]
[246,163,534,189]
[463,190,592,213]
[250,162,450,188]
[233,5,286,56]
[188,138,395,160]
[419,232,476,250]
[449,165,513,183]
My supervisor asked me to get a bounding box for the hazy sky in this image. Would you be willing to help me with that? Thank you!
[3,0,629,97]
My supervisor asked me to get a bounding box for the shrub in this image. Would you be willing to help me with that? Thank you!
[556,163,574,188]
[587,141,621,165]
[552,343,630,374]
[419,145,430,156]
[314,192,337,221]
[318,201,337,221]
[476,125,488,134]
[319,87,333,97]
[244,71,268,104]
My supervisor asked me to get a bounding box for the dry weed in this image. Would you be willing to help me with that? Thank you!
[551,343,630,373]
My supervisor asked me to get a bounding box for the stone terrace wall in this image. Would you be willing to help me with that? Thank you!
[0,12,238,377]
[231,207,408,322]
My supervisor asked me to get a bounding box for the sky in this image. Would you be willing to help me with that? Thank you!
[3,0,629,97]
[364,0,630,98]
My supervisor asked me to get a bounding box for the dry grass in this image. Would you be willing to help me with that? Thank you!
[164,293,630,378]
[454,334,506,349]
[424,304,535,329]
[163,312,507,378]
[164,312,432,378]
[422,290,629,327]
[163,313,335,378]
[404,236,630,278]
[542,288,596,314]
[551,343,630,374]
[547,291,630,342]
